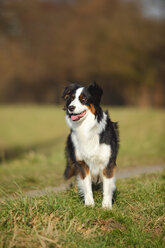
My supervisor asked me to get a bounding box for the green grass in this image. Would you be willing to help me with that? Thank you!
[0,105,165,196]
[0,106,164,247]
[0,172,164,248]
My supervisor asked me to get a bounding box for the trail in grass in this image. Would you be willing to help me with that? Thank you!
[1,164,164,202]
[117,164,165,178]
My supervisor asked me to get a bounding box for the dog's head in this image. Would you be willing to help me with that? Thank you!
[62,82,103,122]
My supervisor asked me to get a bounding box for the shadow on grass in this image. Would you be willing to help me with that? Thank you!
[0,135,64,163]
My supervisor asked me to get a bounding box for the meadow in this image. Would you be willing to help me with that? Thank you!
[0,173,164,247]
[0,105,165,247]
[0,105,164,196]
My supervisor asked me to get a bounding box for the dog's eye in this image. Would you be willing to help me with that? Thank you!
[81,97,86,102]
[80,94,87,103]
[64,94,70,100]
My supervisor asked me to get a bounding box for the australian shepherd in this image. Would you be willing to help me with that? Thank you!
[62,82,119,209]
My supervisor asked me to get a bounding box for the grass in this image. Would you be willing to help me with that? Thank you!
[0,172,164,247]
[0,105,165,196]
[0,105,164,247]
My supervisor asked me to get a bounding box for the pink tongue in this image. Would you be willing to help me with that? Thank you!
[71,111,86,121]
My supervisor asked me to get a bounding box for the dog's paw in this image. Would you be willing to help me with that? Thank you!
[102,199,112,209]
[85,196,95,207]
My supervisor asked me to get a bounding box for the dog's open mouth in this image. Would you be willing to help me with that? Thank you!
[70,110,86,121]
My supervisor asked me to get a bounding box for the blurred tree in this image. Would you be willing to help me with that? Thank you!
[0,0,164,106]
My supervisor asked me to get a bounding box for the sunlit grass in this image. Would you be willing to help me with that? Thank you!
[110,107,165,167]
[0,172,164,248]
[0,105,165,196]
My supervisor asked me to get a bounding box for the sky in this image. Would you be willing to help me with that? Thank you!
[123,0,165,19]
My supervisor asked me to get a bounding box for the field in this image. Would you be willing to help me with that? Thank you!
[0,173,164,247]
[0,105,165,196]
[0,105,165,247]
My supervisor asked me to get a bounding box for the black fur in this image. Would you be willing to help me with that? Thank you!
[81,83,103,122]
[64,133,77,179]
[87,82,103,104]
[99,112,119,168]
[82,82,103,106]
[65,132,87,179]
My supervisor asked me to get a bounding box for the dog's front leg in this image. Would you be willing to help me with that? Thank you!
[77,173,94,207]
[102,175,116,209]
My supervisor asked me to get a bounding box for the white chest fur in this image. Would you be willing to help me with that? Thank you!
[70,112,111,179]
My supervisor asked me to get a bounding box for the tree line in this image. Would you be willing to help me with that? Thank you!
[0,0,164,106]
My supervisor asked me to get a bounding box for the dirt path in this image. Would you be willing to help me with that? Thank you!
[116,164,165,179]
[1,164,165,201]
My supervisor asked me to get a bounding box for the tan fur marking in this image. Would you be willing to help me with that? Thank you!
[79,94,85,101]
[103,166,116,178]
[64,92,70,100]
[74,184,77,193]
[78,160,89,179]
[87,104,95,115]
[67,160,77,178]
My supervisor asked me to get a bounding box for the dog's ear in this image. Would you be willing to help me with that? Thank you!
[62,83,81,100]
[87,82,103,105]
[62,86,72,100]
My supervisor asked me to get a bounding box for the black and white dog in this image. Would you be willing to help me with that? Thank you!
[62,82,119,209]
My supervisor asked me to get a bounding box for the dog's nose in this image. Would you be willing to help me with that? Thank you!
[68,105,75,112]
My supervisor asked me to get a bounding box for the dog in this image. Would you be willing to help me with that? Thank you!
[62,82,119,209]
